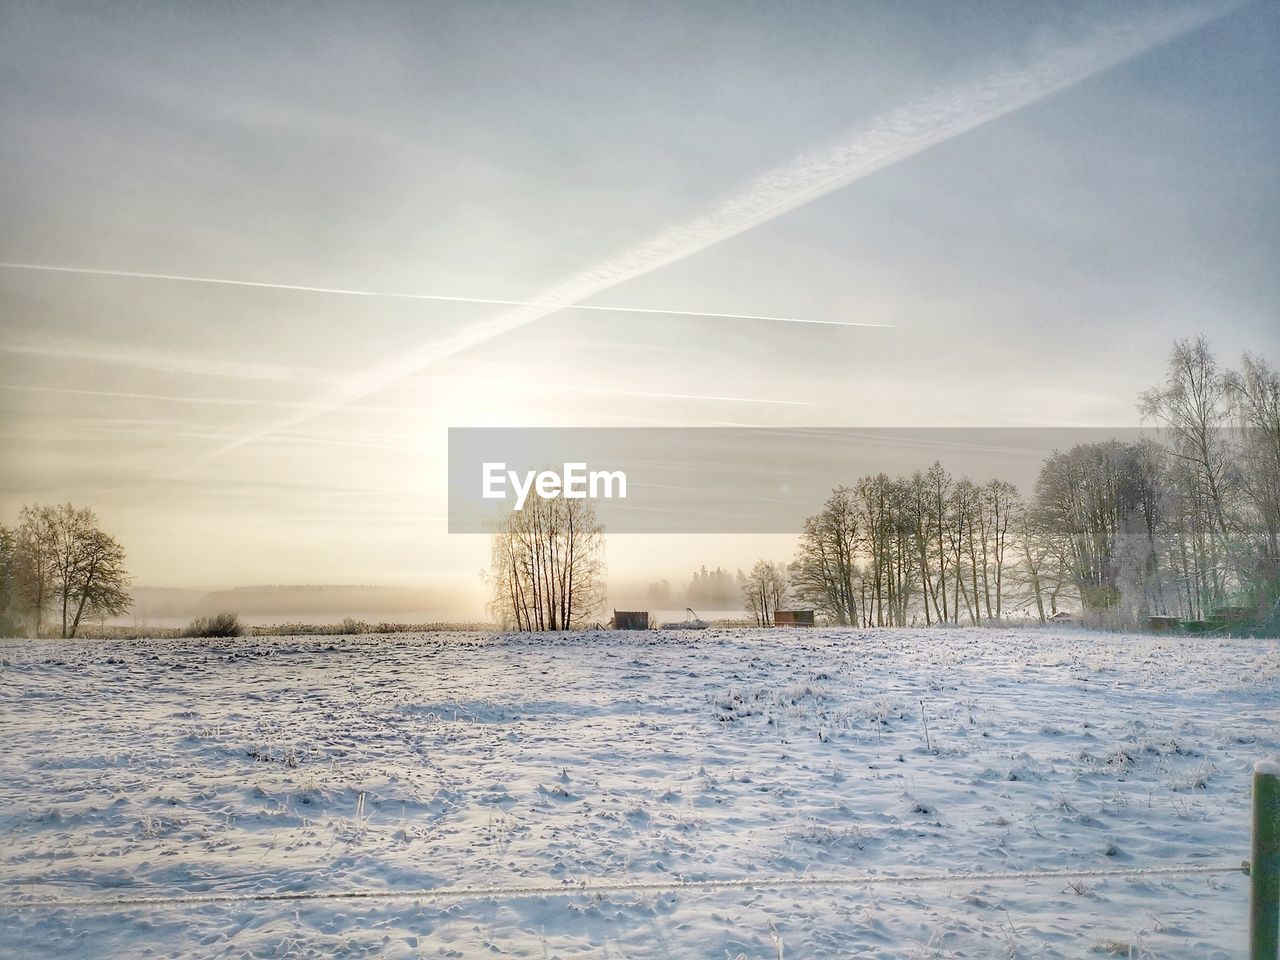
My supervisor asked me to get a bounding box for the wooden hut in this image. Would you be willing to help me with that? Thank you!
[612,610,649,630]
[774,610,815,627]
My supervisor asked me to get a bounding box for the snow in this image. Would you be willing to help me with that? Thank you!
[1,627,1276,958]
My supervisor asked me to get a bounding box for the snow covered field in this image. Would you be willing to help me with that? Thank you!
[1,628,1277,959]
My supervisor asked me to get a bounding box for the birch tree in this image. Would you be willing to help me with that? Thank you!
[15,505,56,634]
[790,487,859,625]
[739,560,788,626]
[487,495,605,631]
[1227,353,1280,602]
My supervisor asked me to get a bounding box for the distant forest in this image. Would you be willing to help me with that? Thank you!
[647,566,738,610]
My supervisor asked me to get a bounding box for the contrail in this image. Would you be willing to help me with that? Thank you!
[3,384,270,407]
[155,1,1234,472]
[3,383,402,412]
[0,262,873,328]
[530,384,810,407]
[4,380,807,409]
[427,376,812,407]
[1,339,342,383]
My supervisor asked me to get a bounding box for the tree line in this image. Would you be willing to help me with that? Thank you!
[0,504,131,638]
[766,337,1279,630]
[486,336,1276,632]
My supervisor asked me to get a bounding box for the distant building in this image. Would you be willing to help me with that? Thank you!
[774,610,815,627]
[1211,606,1252,624]
[612,610,649,630]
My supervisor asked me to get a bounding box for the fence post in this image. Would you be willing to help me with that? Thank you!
[1253,761,1280,960]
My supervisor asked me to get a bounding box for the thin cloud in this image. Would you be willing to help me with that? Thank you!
[2,417,418,453]
[4,379,808,411]
[0,262,874,328]
[1,384,416,415]
[553,385,809,407]
[1,339,341,384]
[64,0,1237,475]
[169,430,419,453]
[3,384,266,407]
[428,375,811,407]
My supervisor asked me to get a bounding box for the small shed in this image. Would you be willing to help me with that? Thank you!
[1148,615,1181,632]
[613,610,649,630]
[1211,606,1252,624]
[774,610,815,627]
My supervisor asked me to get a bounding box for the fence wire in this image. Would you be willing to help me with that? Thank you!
[1,861,1246,912]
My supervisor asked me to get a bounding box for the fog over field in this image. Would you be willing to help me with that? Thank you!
[2,0,1278,956]
[2,0,1277,593]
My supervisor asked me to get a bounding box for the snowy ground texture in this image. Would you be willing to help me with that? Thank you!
[2,628,1277,959]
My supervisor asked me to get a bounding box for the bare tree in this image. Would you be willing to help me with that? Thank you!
[1009,496,1073,622]
[947,478,980,624]
[44,504,131,638]
[790,486,859,625]
[772,335,1274,630]
[904,473,931,624]
[739,560,788,626]
[1033,440,1167,623]
[487,495,605,631]
[1226,353,1280,599]
[792,470,1017,628]
[1139,337,1237,574]
[0,525,23,636]
[1129,338,1279,620]
[983,480,1020,620]
[855,474,916,626]
[925,462,954,624]
[14,505,57,634]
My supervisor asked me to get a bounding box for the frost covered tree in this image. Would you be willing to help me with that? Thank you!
[790,470,1024,627]
[48,504,131,638]
[1226,352,1280,606]
[790,486,859,625]
[487,495,605,631]
[1129,338,1280,621]
[1139,336,1239,603]
[904,462,959,625]
[1023,338,1278,626]
[13,505,57,634]
[1009,496,1072,622]
[739,560,788,626]
[856,474,916,627]
[1032,439,1165,621]
[0,525,24,636]
[981,480,1020,621]
[3,504,131,637]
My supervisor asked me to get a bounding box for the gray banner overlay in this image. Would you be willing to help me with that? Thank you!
[448,427,1179,534]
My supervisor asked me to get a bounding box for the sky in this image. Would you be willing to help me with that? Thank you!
[1,0,1277,615]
